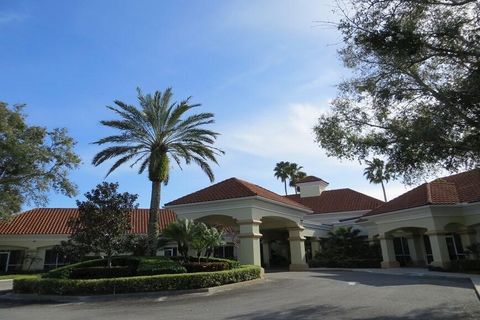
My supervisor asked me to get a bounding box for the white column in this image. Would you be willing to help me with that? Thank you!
[288,227,308,271]
[237,219,262,266]
[379,235,400,268]
[407,235,426,266]
[427,231,451,269]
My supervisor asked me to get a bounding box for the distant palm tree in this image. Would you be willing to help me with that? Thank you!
[92,88,224,256]
[288,163,307,194]
[162,219,197,260]
[363,158,391,202]
[274,161,291,195]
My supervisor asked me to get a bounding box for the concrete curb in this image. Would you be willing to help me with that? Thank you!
[0,278,265,303]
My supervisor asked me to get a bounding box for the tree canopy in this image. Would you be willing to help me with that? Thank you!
[314,0,480,184]
[0,103,80,218]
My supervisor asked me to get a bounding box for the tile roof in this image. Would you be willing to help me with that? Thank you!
[366,168,480,216]
[297,176,329,184]
[0,208,176,235]
[285,189,384,214]
[165,177,311,210]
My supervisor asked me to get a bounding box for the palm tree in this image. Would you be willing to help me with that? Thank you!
[363,158,391,202]
[274,161,291,195]
[92,88,224,256]
[287,163,307,194]
[204,227,224,261]
[162,219,197,260]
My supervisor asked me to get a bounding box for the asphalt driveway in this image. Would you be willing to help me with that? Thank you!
[1,270,479,320]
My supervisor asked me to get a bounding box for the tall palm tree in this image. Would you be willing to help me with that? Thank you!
[274,161,291,195]
[92,88,224,256]
[363,158,391,202]
[287,163,307,194]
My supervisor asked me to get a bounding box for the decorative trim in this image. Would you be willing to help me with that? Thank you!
[238,232,263,239]
[236,219,262,225]
[288,236,306,241]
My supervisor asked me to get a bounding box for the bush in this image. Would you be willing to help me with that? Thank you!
[183,262,229,273]
[13,265,262,295]
[136,257,186,275]
[70,266,136,279]
[309,258,381,268]
[170,256,240,269]
[448,259,480,273]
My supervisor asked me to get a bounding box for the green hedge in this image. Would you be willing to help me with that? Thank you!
[448,259,480,273]
[171,256,241,269]
[13,265,261,295]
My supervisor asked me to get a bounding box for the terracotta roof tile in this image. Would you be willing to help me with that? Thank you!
[285,189,383,214]
[297,176,329,184]
[165,177,311,210]
[366,168,480,216]
[0,208,176,235]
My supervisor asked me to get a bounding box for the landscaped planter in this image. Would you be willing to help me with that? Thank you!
[13,265,262,295]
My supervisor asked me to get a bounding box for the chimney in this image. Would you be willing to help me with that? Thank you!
[296,176,329,198]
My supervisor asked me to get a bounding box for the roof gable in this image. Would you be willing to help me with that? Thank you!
[165,177,310,210]
[0,208,176,235]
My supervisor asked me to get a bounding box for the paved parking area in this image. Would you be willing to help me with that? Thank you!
[1,270,479,320]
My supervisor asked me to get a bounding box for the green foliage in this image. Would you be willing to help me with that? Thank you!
[311,227,381,268]
[273,161,307,195]
[183,262,229,273]
[448,260,480,273]
[162,219,197,260]
[70,266,136,279]
[14,265,261,295]
[314,0,480,184]
[136,257,187,276]
[68,182,138,267]
[0,103,80,218]
[363,158,392,202]
[92,88,224,255]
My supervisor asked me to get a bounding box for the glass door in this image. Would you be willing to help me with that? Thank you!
[446,234,466,261]
[0,252,9,273]
[394,237,411,266]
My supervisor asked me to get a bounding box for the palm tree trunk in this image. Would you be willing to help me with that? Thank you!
[148,180,161,256]
[284,181,287,195]
[381,181,387,202]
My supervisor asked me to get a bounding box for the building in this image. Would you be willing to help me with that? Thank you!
[1,168,478,272]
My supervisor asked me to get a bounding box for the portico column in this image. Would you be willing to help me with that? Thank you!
[426,231,450,269]
[379,235,400,268]
[310,237,321,258]
[237,219,262,266]
[460,230,476,250]
[288,227,308,271]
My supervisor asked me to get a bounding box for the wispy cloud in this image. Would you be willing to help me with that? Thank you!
[0,12,28,26]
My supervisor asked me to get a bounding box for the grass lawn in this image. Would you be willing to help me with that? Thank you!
[0,274,41,280]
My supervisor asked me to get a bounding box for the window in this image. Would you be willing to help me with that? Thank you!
[43,249,69,271]
[423,235,434,264]
[446,233,466,261]
[214,245,235,259]
[0,250,25,273]
[393,237,411,266]
[163,247,177,257]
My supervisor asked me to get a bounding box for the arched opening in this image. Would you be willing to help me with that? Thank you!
[383,227,428,267]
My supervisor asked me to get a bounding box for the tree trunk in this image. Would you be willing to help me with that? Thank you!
[148,180,161,256]
[284,181,287,195]
[107,255,112,268]
[381,181,387,202]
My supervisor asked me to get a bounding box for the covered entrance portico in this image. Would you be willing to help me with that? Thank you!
[166,192,324,271]
[362,203,480,269]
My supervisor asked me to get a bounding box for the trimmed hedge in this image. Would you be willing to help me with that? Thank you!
[70,266,136,279]
[447,259,480,273]
[13,265,262,295]
[136,258,187,275]
[183,262,229,273]
[309,258,381,268]
[170,256,240,269]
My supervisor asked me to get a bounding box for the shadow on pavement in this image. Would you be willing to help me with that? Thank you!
[225,303,476,320]
[308,270,473,289]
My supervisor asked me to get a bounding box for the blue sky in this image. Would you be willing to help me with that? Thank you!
[1,0,412,209]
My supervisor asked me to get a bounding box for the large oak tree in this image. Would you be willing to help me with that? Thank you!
[314,0,480,184]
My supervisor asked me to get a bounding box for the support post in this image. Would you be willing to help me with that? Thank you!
[427,231,451,269]
[237,219,262,266]
[288,227,308,271]
[379,235,400,268]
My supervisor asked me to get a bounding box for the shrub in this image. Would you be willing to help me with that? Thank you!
[70,266,135,279]
[170,256,240,269]
[13,265,262,295]
[136,257,186,275]
[448,259,480,273]
[183,262,229,273]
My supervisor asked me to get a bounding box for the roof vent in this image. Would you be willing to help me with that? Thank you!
[296,176,329,198]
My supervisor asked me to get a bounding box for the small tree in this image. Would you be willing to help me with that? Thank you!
[69,182,138,268]
[191,222,209,262]
[204,227,224,261]
[162,219,196,261]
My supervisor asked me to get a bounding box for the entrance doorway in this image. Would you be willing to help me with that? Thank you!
[393,237,411,266]
[0,252,9,273]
